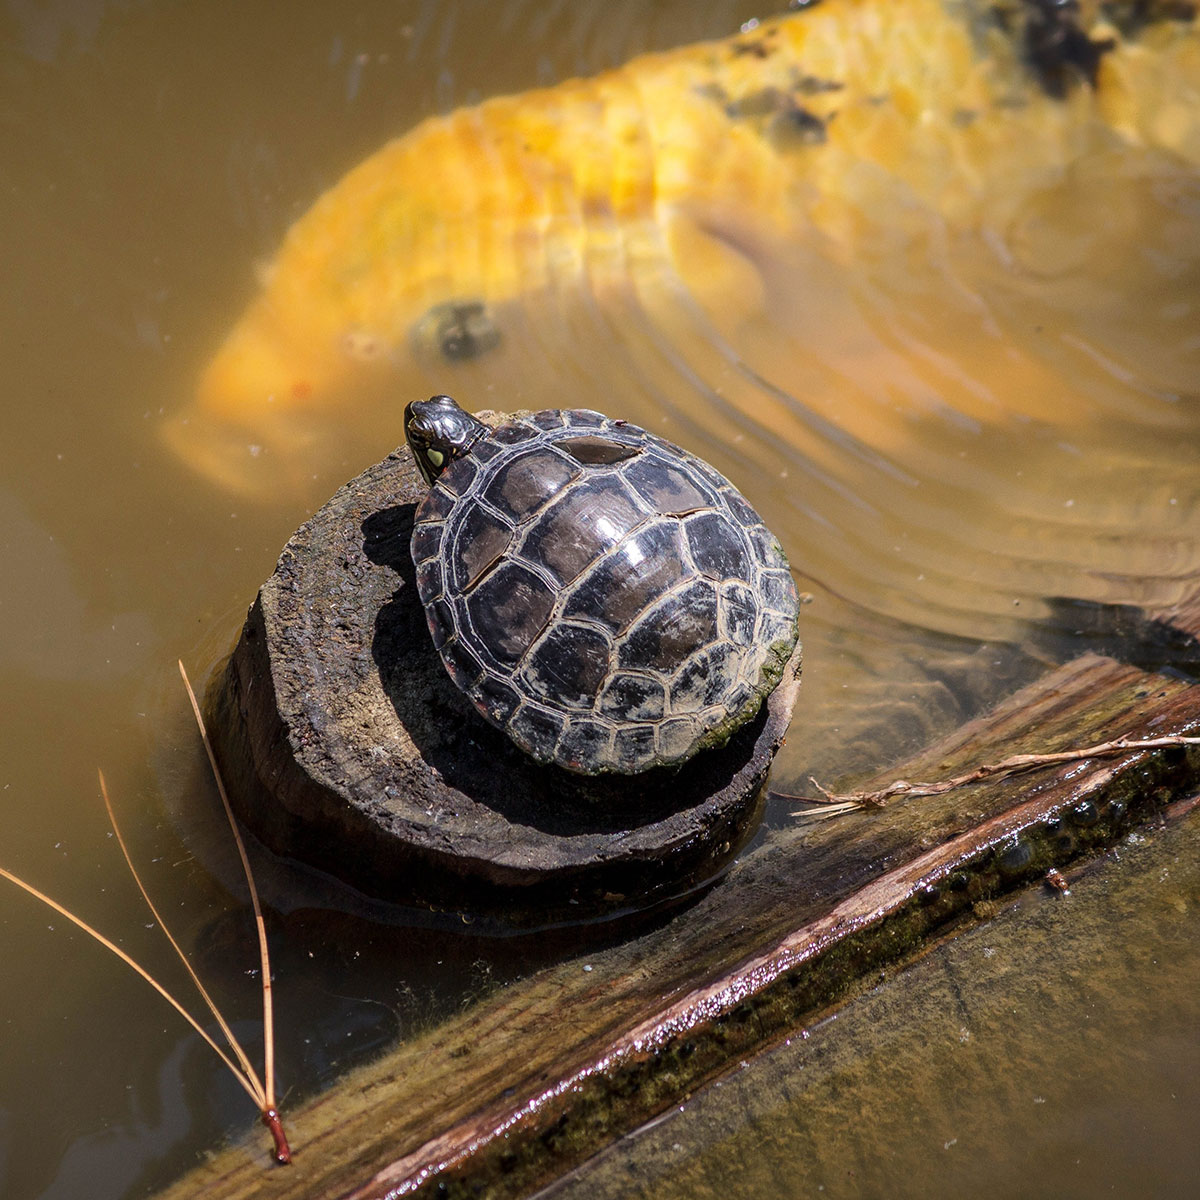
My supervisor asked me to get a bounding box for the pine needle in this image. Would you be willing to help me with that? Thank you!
[0,863,262,1108]
[0,663,292,1165]
[178,660,290,1163]
[98,768,265,1104]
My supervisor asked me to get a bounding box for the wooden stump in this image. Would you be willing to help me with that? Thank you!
[209,427,801,922]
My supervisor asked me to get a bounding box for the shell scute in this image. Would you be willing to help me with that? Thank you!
[521,622,613,711]
[474,674,522,725]
[437,453,478,495]
[722,680,754,719]
[417,485,456,523]
[599,671,668,723]
[442,637,485,690]
[410,523,442,565]
[562,520,687,634]
[561,409,607,429]
[509,704,566,761]
[519,475,646,587]
[490,419,540,445]
[451,505,513,590]
[555,717,614,771]
[618,581,720,673]
[624,454,714,515]
[613,725,658,771]
[464,561,555,666]
[669,653,713,715]
[489,448,580,520]
[466,437,504,466]
[719,582,760,647]
[657,716,702,762]
[556,435,641,467]
[760,569,800,614]
[415,559,444,601]
[723,490,763,529]
[684,511,753,582]
[425,598,454,650]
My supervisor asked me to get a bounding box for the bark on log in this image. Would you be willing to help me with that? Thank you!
[209,423,801,923]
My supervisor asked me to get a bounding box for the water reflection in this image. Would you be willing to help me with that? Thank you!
[0,2,1197,1198]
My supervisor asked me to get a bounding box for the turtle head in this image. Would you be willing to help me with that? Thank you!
[404,395,488,486]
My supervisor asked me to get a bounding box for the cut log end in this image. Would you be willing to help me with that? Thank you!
[208,429,801,925]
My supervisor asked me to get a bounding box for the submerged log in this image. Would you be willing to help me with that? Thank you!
[544,788,1200,1199]
[162,593,1200,1200]
[209,419,801,924]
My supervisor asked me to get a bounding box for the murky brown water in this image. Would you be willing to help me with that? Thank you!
[0,3,1197,1197]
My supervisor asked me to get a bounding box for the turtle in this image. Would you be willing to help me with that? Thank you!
[404,395,800,775]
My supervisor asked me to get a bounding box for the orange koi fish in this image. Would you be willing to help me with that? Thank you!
[167,0,1200,498]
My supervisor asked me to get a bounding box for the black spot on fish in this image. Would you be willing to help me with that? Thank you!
[411,299,502,363]
[998,0,1115,97]
[768,105,830,146]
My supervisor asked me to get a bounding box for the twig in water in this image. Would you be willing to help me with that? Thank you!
[783,733,1200,812]
[178,659,290,1163]
[0,662,291,1165]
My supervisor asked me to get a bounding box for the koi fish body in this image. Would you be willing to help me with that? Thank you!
[167,0,1200,497]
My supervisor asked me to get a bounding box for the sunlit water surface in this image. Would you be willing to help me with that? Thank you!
[0,3,1197,1197]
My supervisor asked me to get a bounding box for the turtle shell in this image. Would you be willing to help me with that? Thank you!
[410,408,799,774]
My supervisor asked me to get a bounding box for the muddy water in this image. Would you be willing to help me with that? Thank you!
[0,3,1197,1198]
